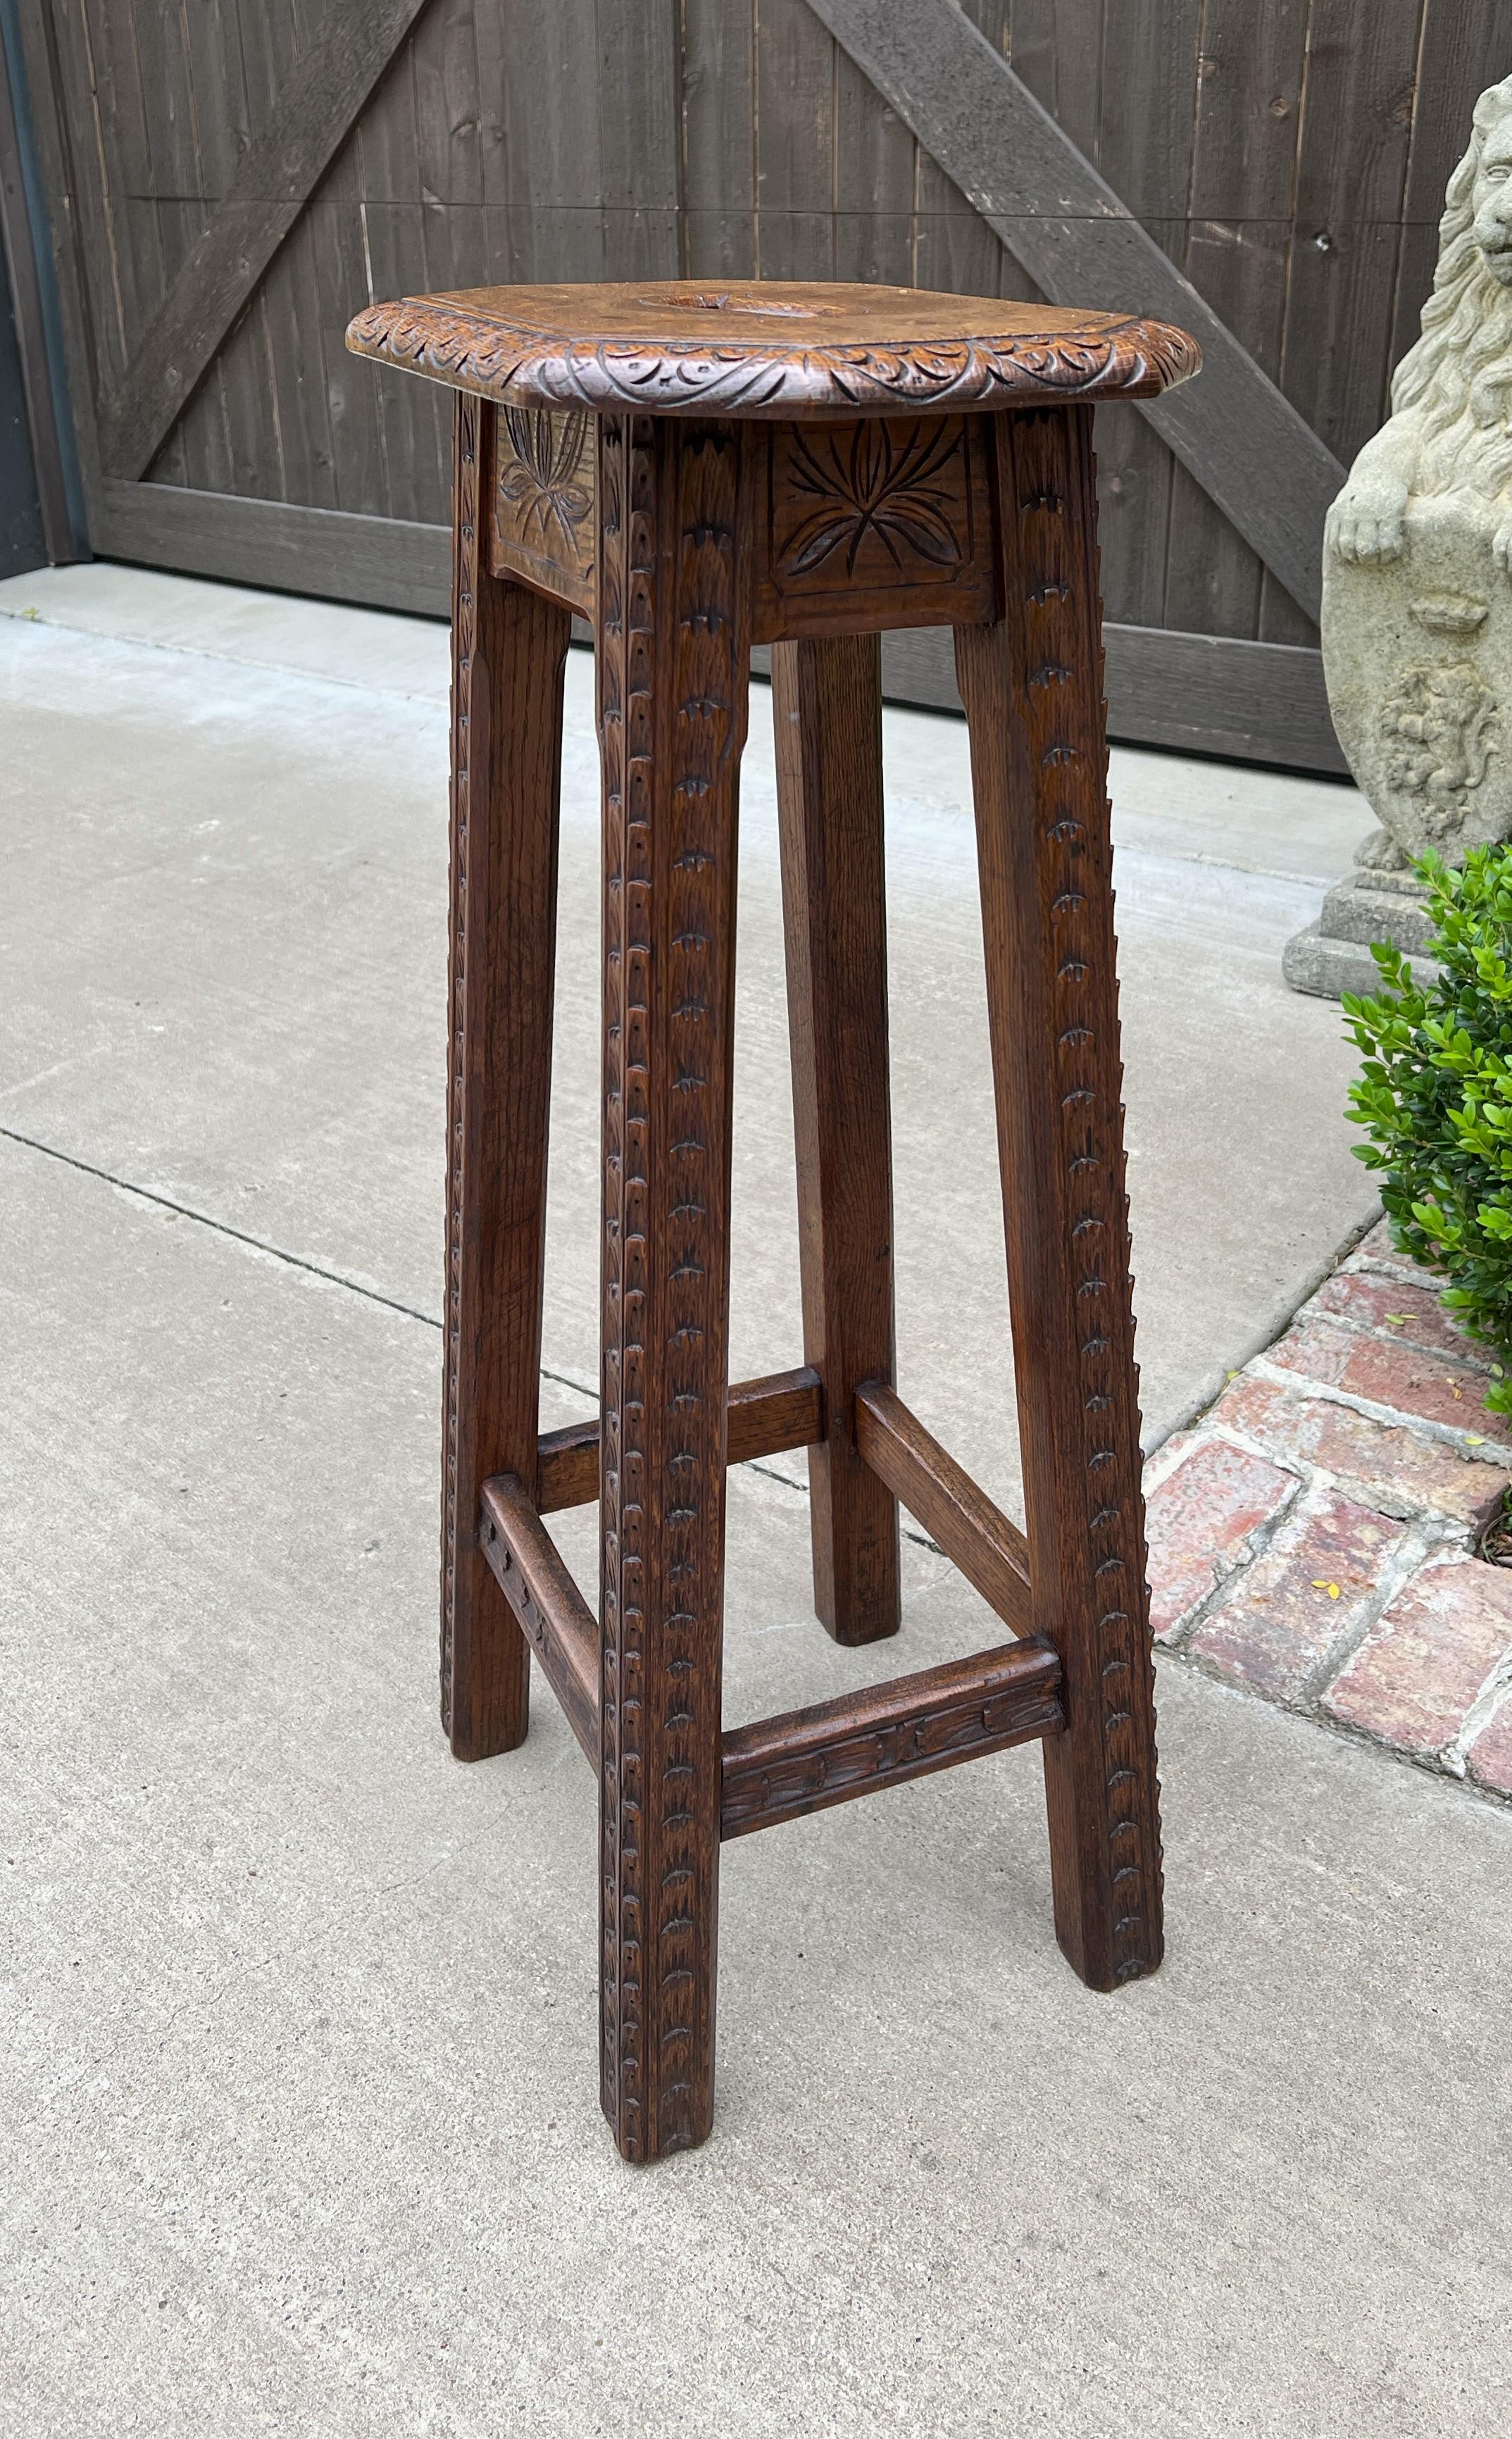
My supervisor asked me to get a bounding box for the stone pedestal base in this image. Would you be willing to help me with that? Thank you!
[1283,866,1443,1000]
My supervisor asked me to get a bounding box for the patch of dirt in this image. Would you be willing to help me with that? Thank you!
[1478,1497,1512,1568]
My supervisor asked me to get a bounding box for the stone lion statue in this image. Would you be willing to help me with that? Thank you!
[1316,73,1512,899]
[1330,74,1512,573]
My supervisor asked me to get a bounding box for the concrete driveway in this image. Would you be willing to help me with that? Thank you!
[2,567,1507,2437]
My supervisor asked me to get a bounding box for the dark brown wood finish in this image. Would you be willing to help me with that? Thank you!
[442,392,570,1761]
[720,1638,1065,1838]
[749,416,999,640]
[854,1382,1032,1639]
[596,409,751,2164]
[489,404,596,613]
[479,1475,600,1766]
[773,632,900,1649]
[346,279,1187,2160]
[535,1366,823,1517]
[954,404,1163,1994]
[346,281,1201,418]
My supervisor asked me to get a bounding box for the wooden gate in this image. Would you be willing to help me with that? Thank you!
[16,0,1511,769]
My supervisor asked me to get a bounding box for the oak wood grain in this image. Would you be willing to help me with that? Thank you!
[750,415,999,639]
[720,1638,1064,1838]
[442,393,570,1762]
[478,1474,599,1765]
[346,280,1200,419]
[535,1366,824,1516]
[596,409,751,2163]
[489,403,596,611]
[343,281,1194,2159]
[853,1382,1032,1638]
[773,633,901,1648]
[955,404,1164,1994]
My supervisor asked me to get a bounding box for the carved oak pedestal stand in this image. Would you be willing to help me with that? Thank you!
[346,282,1201,2163]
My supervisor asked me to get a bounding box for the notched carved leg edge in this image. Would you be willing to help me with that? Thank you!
[597,414,751,2161]
[955,405,1163,1992]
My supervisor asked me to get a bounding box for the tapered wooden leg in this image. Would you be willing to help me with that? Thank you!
[442,392,571,1762]
[596,413,751,2160]
[772,634,901,1647]
[954,405,1163,1992]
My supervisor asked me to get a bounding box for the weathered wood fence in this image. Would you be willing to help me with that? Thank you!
[13,0,1511,767]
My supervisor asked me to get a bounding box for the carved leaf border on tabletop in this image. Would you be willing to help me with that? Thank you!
[346,299,1201,416]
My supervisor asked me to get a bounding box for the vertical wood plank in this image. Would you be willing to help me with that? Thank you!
[1010,1,1189,629]
[76,0,154,386]
[133,0,234,492]
[1009,0,1104,160]
[1262,0,1425,644]
[413,0,483,210]
[356,22,447,524]
[597,411,750,2161]
[251,4,342,514]
[486,0,604,283]
[833,44,914,283]
[598,0,681,278]
[955,406,1163,1992]
[1091,2,1197,630]
[915,1,1006,300]
[1163,0,1311,642]
[413,0,489,435]
[291,138,365,513]
[773,633,901,1650]
[82,0,188,482]
[680,0,756,277]
[443,392,571,1761]
[754,0,835,280]
[184,1,289,504]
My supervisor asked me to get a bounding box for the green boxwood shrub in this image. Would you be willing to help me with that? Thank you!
[1344,842,1512,1418]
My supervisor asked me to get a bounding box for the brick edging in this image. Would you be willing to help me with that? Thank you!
[1145,1221,1512,1802]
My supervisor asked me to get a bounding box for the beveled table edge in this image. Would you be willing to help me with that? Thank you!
[344,288,1201,418]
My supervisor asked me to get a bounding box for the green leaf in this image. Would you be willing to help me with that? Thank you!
[1347,847,1512,1392]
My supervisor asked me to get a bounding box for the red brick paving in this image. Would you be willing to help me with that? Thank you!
[1209,1374,1508,1530]
[1348,1218,1439,1283]
[1188,1490,1409,1704]
[1146,1230,1512,1806]
[1322,1559,1512,1756]
[1144,1437,1298,1644]
[1310,1269,1493,1370]
[1264,1314,1511,1445]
